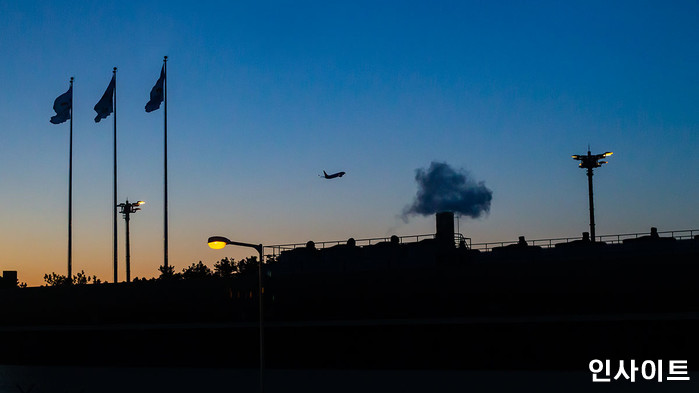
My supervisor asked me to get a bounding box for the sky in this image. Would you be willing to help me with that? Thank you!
[1,0,697,286]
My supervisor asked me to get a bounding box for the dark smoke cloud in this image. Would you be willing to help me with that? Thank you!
[402,161,493,221]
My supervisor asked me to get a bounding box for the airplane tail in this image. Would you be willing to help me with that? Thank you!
[323,170,328,177]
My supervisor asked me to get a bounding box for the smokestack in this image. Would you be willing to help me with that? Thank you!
[436,211,455,247]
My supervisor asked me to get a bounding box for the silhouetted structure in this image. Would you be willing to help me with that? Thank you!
[623,226,677,245]
[555,231,602,249]
[0,217,697,373]
[0,271,17,288]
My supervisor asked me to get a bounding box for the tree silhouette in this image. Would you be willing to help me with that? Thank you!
[41,257,262,287]
[214,257,238,278]
[237,256,259,275]
[181,261,213,279]
[158,264,178,280]
[43,270,101,286]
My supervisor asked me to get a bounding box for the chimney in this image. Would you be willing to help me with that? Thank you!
[435,211,455,247]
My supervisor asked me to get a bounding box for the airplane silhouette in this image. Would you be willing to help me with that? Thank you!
[321,170,346,179]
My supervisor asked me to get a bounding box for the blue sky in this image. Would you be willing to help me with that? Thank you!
[1,1,697,285]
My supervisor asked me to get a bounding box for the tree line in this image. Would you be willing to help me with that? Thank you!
[41,256,262,286]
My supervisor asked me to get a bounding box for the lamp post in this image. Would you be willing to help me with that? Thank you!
[117,200,145,282]
[572,150,612,242]
[208,236,265,393]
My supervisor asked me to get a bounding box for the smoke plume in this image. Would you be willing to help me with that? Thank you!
[402,161,493,221]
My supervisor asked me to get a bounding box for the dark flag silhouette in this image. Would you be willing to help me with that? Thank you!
[94,75,115,122]
[402,161,493,221]
[50,85,72,124]
[145,65,165,112]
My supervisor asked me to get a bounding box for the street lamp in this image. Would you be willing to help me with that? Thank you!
[207,236,265,393]
[117,200,145,282]
[572,150,612,242]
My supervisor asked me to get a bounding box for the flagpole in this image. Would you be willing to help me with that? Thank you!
[113,67,118,284]
[68,77,74,282]
[163,56,169,271]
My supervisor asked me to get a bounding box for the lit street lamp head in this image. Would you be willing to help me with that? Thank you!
[208,236,231,250]
[207,236,263,253]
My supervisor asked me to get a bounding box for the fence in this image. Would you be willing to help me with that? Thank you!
[268,234,474,257]
[470,229,699,252]
[267,229,697,257]
[268,234,436,257]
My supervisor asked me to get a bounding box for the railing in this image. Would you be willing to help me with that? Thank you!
[470,229,698,252]
[454,233,472,249]
[268,229,697,256]
[597,229,697,244]
[268,233,472,257]
[268,234,434,257]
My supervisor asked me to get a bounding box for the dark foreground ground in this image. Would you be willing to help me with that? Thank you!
[0,238,697,391]
[2,366,698,393]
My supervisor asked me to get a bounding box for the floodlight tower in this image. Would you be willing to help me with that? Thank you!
[572,149,613,242]
[117,200,145,282]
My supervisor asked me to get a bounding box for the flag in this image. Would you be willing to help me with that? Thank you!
[145,65,165,112]
[50,85,72,124]
[94,75,115,123]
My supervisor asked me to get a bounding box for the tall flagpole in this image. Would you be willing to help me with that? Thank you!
[68,77,74,281]
[113,67,118,284]
[163,56,169,271]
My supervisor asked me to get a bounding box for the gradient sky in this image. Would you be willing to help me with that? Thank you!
[1,1,697,286]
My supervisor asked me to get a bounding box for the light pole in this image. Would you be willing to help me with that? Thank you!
[117,200,145,282]
[572,150,612,242]
[208,236,265,393]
